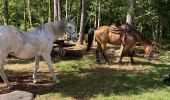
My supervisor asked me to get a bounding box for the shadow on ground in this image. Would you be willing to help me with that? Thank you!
[0,61,169,99]
[2,46,170,99]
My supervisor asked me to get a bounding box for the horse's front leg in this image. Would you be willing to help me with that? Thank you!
[0,55,10,87]
[130,50,135,65]
[42,53,60,84]
[33,55,40,83]
[119,52,124,64]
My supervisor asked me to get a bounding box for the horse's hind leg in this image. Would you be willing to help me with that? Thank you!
[96,43,101,63]
[33,55,40,83]
[96,49,100,63]
[101,44,109,64]
[130,50,135,65]
[42,53,60,84]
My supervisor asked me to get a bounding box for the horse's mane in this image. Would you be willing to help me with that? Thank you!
[131,27,152,45]
[40,20,67,35]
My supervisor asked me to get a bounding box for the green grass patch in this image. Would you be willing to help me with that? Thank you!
[3,49,170,100]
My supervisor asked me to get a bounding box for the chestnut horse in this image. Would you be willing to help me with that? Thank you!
[86,25,153,64]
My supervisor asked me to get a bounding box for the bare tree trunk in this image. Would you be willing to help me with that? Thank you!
[97,1,101,27]
[3,0,8,25]
[54,0,58,21]
[27,0,33,27]
[68,0,74,12]
[76,0,81,32]
[48,0,52,22]
[126,0,136,25]
[23,0,27,30]
[57,0,61,20]
[94,0,98,28]
[42,0,46,25]
[65,0,68,19]
[79,0,87,44]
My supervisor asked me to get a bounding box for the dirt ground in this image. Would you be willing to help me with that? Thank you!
[0,45,148,96]
[0,45,88,94]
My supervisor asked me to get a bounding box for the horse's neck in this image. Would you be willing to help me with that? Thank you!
[131,31,145,45]
[33,25,56,42]
[48,21,65,41]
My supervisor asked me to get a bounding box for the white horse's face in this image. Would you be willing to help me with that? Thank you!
[65,20,78,42]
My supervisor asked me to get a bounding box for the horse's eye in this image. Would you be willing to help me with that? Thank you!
[68,26,71,29]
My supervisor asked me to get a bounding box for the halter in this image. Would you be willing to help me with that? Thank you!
[65,28,76,36]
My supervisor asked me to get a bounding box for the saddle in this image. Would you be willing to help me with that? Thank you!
[109,23,132,34]
[109,24,125,34]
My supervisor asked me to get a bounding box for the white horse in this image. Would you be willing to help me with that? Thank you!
[0,19,78,87]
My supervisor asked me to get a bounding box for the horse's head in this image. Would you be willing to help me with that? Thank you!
[65,20,78,42]
[144,41,154,61]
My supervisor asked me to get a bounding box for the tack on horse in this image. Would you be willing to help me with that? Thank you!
[86,24,153,64]
[0,19,78,87]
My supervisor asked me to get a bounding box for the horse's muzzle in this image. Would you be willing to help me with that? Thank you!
[71,33,78,42]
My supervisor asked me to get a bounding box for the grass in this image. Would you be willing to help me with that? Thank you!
[1,46,170,100]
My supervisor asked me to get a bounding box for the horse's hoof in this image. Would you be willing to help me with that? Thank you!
[96,60,101,64]
[106,61,110,65]
[131,62,135,65]
[33,80,37,84]
[119,61,123,64]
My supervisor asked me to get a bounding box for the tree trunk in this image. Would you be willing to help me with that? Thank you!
[54,0,58,21]
[65,0,68,19]
[27,0,33,27]
[48,0,52,22]
[3,0,8,25]
[79,0,87,44]
[42,0,46,25]
[76,0,82,33]
[94,0,98,28]
[57,0,61,20]
[126,0,136,25]
[23,0,27,30]
[97,1,101,27]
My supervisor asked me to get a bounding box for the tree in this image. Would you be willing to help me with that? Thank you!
[126,0,136,25]
[65,0,68,19]
[79,0,87,44]
[3,0,8,25]
[27,0,33,27]
[97,1,101,27]
[41,0,46,25]
[57,0,61,20]
[54,0,58,20]
[48,0,52,22]
[94,0,98,28]
[23,0,27,30]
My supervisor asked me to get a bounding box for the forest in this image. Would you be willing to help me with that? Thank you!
[1,0,170,49]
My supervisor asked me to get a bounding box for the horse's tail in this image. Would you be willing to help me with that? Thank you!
[86,28,95,52]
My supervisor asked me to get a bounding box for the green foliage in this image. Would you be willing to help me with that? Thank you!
[0,0,170,44]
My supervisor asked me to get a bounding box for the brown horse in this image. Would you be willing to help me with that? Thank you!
[86,25,153,64]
